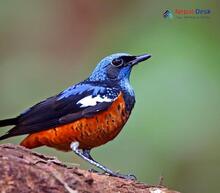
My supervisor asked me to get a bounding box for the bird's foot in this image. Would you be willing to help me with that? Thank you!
[107,172,137,180]
[88,168,136,180]
[88,168,99,173]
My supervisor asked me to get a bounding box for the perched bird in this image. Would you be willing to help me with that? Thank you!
[0,53,151,179]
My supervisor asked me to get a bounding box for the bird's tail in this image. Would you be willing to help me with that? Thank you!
[0,118,17,127]
[0,117,18,140]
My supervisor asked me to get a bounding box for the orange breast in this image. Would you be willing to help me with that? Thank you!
[20,93,129,151]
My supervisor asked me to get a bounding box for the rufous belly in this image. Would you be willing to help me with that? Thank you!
[20,93,129,151]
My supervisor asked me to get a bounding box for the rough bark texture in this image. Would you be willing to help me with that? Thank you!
[0,144,180,193]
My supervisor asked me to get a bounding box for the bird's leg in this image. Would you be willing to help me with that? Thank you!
[70,142,136,180]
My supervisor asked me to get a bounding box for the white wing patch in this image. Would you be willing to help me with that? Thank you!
[77,95,115,108]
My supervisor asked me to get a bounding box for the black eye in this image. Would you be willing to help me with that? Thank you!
[112,58,124,67]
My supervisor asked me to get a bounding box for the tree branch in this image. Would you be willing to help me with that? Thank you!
[0,144,180,193]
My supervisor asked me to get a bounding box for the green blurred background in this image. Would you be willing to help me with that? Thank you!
[0,1,219,193]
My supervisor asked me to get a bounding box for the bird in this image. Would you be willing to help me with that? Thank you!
[0,53,151,180]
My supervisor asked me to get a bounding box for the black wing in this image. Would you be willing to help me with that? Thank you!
[1,83,120,138]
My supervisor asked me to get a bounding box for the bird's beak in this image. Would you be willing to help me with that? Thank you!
[129,54,151,66]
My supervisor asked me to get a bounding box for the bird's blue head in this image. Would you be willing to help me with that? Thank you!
[88,53,151,82]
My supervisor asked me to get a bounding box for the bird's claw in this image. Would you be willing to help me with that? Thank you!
[108,172,137,180]
[125,173,137,180]
[88,168,136,180]
[88,168,99,173]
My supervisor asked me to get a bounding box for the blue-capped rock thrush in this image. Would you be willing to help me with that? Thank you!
[0,53,151,179]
